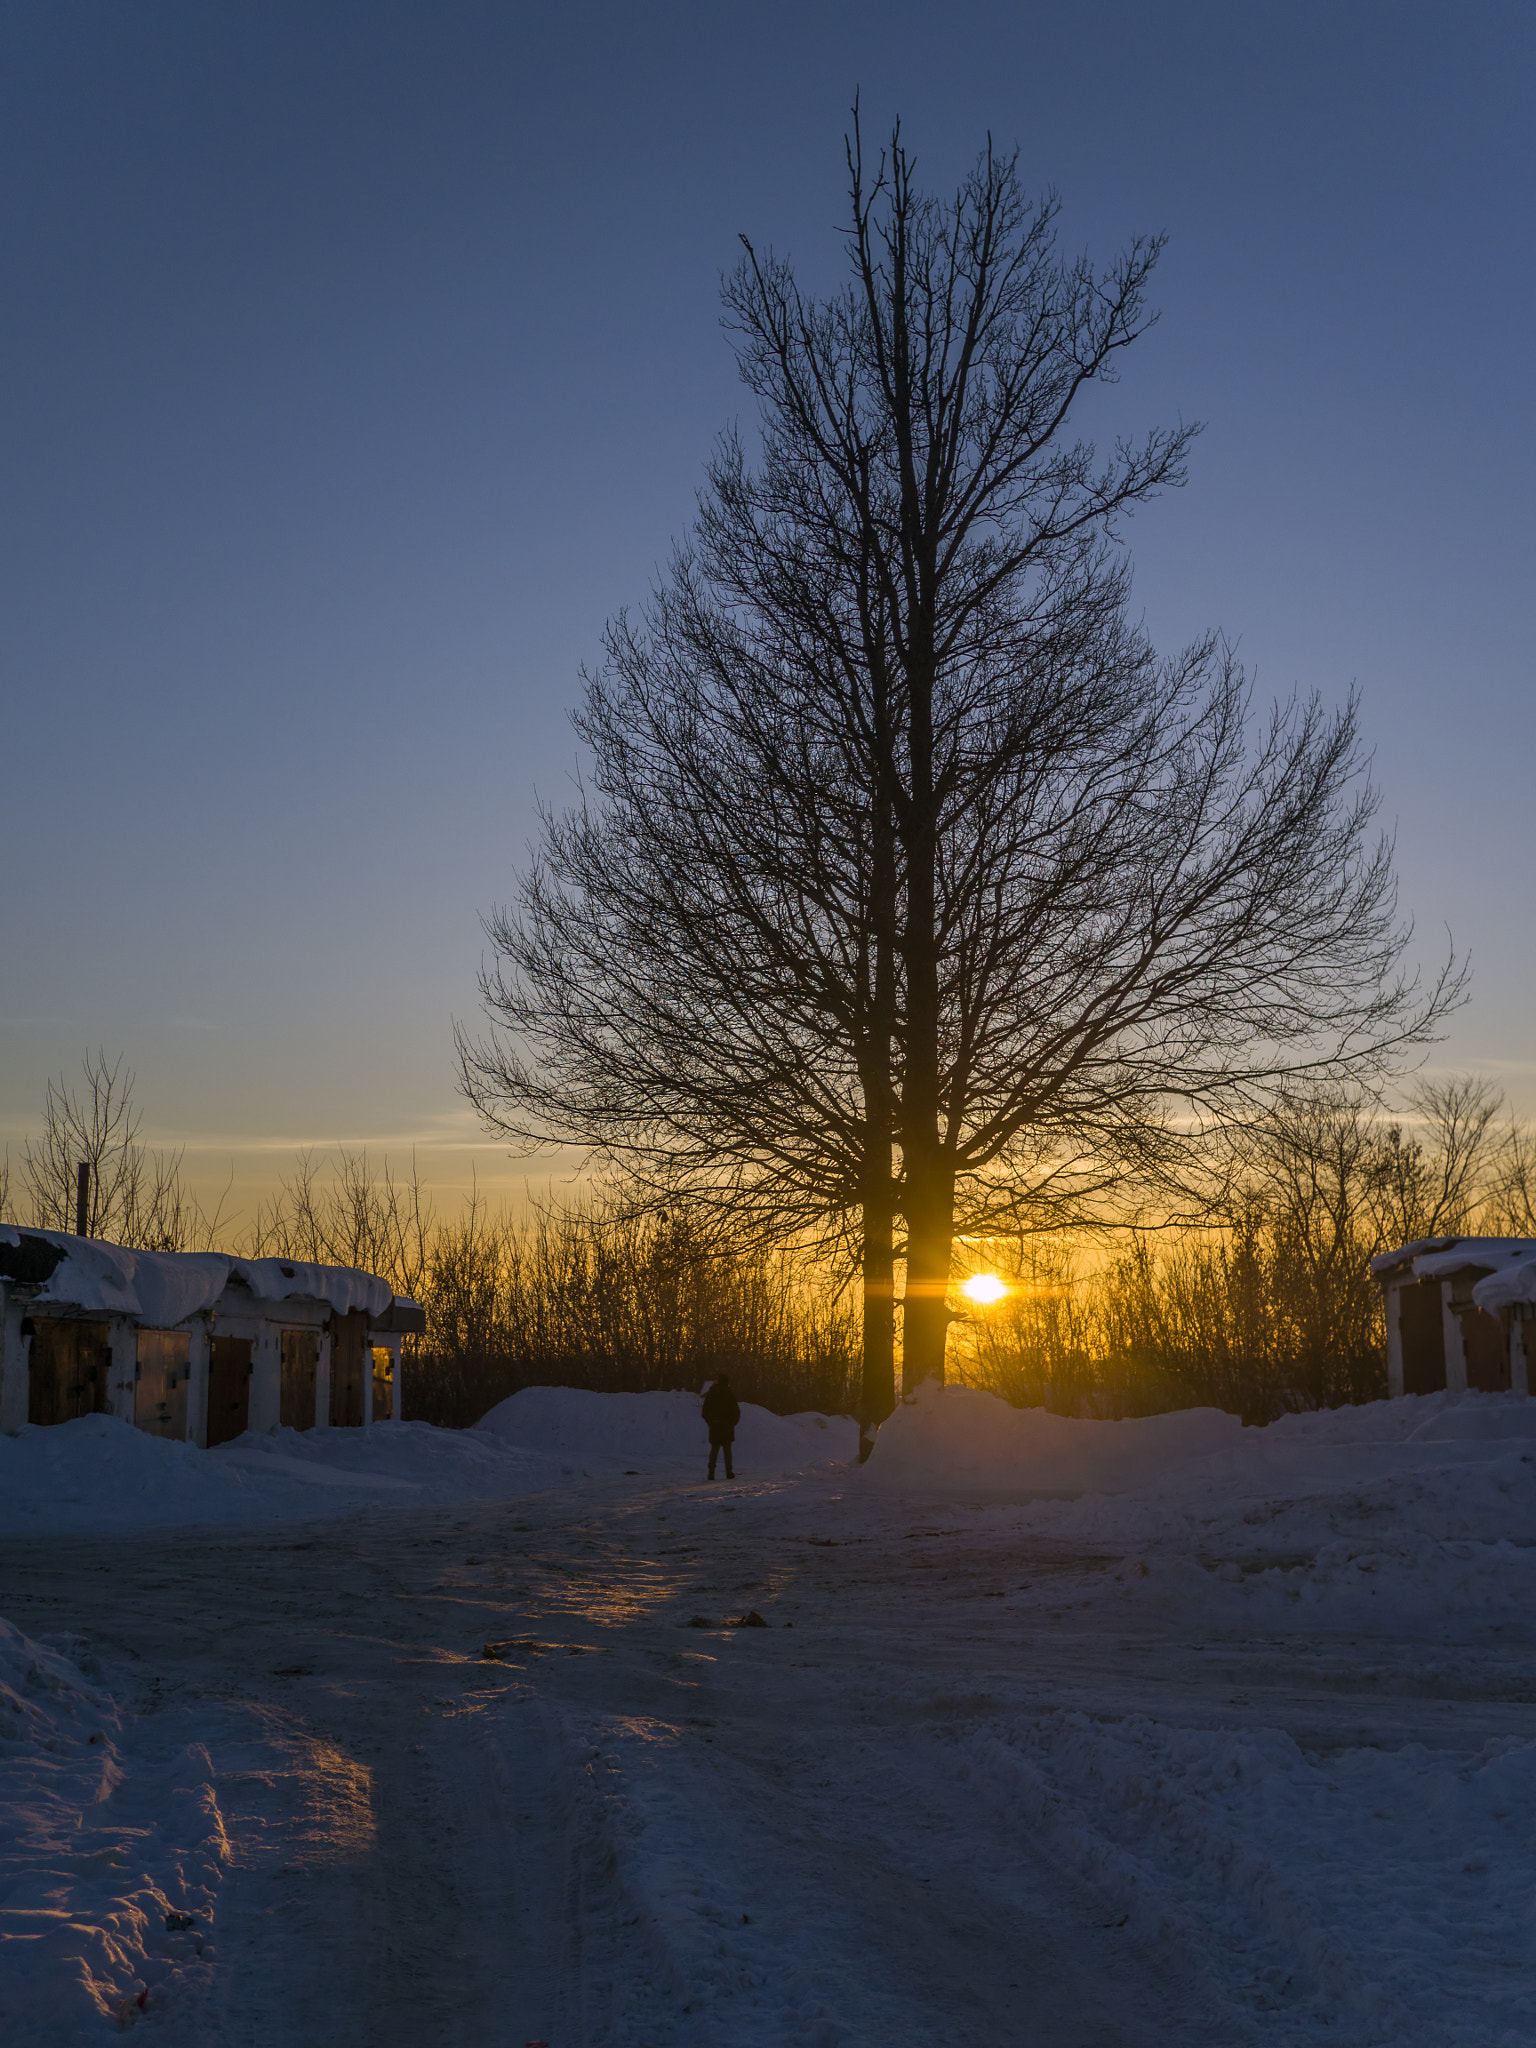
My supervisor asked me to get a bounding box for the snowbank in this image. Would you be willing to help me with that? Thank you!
[0,1617,228,2041]
[861,1382,1243,1498]
[0,1413,571,1534]
[862,1381,1536,1504]
[0,1390,856,1535]
[970,1712,1536,2043]
[864,1385,1536,1636]
[475,1385,858,1476]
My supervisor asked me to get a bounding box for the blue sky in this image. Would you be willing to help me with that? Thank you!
[1,0,1531,1215]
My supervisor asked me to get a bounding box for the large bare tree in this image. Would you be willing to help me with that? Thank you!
[460,117,1453,1424]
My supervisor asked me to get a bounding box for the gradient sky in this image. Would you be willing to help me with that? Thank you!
[2,0,1531,1222]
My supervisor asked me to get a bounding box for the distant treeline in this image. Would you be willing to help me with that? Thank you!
[5,1056,1533,1427]
[954,1079,1535,1422]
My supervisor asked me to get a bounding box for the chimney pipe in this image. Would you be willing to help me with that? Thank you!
[75,1161,90,1238]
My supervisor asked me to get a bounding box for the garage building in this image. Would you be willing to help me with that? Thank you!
[1372,1237,1536,1399]
[0,1227,424,1446]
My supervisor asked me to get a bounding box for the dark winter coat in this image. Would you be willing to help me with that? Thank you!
[701,1379,741,1444]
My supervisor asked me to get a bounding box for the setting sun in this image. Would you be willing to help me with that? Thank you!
[960,1273,1007,1305]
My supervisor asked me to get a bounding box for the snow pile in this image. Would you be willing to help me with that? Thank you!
[1473,1252,1536,1315]
[0,1390,856,1536]
[0,1413,570,1534]
[862,1381,1242,1498]
[1075,1447,1536,1635]
[971,1713,1536,2044]
[0,1618,226,2041]
[0,1225,394,1321]
[862,1387,1536,1632]
[475,1385,858,1476]
[863,1381,1536,1503]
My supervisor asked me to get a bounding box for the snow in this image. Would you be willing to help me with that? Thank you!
[965,1713,1536,2042]
[15,1234,232,1328]
[227,1256,393,1319]
[1,1228,394,1322]
[1475,1253,1536,1315]
[866,1384,1536,1636]
[859,1381,1243,1498]
[1369,1232,1536,1312]
[0,1617,226,2041]
[1369,1233,1460,1274]
[476,1385,858,1477]
[0,1415,563,1532]
[3,1383,1535,2042]
[0,1390,854,1535]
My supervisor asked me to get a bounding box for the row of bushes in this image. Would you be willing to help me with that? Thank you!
[398,1199,861,1428]
[7,1060,1533,1428]
[954,1079,1536,1422]
[243,1075,1534,1429]
[952,1217,1386,1424]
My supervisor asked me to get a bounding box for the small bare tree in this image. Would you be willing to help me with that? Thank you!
[21,1050,141,1236]
[16,1050,229,1250]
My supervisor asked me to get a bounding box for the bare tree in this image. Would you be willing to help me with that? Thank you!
[16,1049,230,1250]
[1366,1075,1503,1246]
[461,114,1458,1425]
[1489,1116,1536,1237]
[248,1147,433,1302]
[21,1050,141,1236]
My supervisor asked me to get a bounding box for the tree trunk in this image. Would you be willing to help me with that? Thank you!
[901,1146,954,1391]
[858,1182,895,1458]
[898,623,952,1389]
[858,793,899,1457]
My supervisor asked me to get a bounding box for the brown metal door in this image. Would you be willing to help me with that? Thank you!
[280,1329,320,1430]
[1399,1280,1447,1395]
[329,1310,366,1427]
[206,1335,253,1447]
[1463,1306,1510,1392]
[135,1330,191,1439]
[27,1319,113,1426]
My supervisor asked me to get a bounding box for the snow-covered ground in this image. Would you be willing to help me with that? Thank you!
[477,1385,856,1479]
[0,1389,855,1534]
[2,1385,1533,2044]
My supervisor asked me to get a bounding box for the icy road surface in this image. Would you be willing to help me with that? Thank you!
[4,1425,1535,2046]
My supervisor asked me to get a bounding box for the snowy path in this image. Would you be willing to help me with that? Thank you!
[4,1459,1534,2045]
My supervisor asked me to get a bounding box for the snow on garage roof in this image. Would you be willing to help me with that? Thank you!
[1369,1236,1536,1315]
[0,1227,394,1323]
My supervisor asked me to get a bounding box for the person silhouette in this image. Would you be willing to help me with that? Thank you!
[701,1372,741,1480]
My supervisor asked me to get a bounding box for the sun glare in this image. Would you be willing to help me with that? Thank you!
[960,1272,1007,1305]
